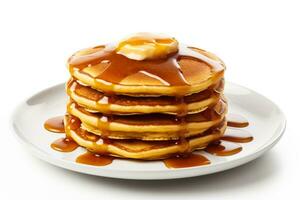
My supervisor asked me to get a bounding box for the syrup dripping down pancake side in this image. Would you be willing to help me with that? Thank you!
[66,78,224,114]
[68,45,225,95]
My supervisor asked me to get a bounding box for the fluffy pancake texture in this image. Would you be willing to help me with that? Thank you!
[64,115,227,160]
[66,99,226,139]
[66,78,224,115]
[63,35,227,160]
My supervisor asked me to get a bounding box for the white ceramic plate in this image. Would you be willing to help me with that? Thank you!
[11,82,286,180]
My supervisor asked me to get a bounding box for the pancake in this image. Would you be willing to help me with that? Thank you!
[67,45,225,96]
[54,33,229,161]
[66,78,224,115]
[81,121,210,140]
[64,115,226,160]
[66,98,227,138]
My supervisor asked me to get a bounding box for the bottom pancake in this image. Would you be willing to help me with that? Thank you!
[64,115,226,160]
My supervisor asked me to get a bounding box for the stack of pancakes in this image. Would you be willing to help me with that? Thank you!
[64,44,227,160]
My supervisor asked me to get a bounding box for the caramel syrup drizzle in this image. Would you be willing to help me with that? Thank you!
[50,137,79,152]
[76,151,114,166]
[44,43,246,168]
[162,116,251,168]
[67,78,224,109]
[69,45,189,89]
[221,129,253,143]
[163,154,211,169]
[67,44,225,157]
[205,140,242,156]
[44,116,65,133]
[45,114,251,168]
[68,45,224,95]
[227,113,249,128]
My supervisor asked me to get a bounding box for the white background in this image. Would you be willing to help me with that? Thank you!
[0,0,299,199]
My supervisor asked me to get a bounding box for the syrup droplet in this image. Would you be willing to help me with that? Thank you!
[44,116,65,133]
[205,141,242,156]
[76,151,114,166]
[50,137,79,152]
[227,113,249,128]
[163,154,210,168]
[221,129,253,143]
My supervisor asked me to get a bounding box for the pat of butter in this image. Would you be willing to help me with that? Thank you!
[116,33,179,60]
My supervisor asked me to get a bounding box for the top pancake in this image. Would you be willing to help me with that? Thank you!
[67,45,225,96]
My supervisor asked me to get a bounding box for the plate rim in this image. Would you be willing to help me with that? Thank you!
[10,82,287,180]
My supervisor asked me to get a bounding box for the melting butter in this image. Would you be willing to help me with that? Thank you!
[116,32,178,60]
